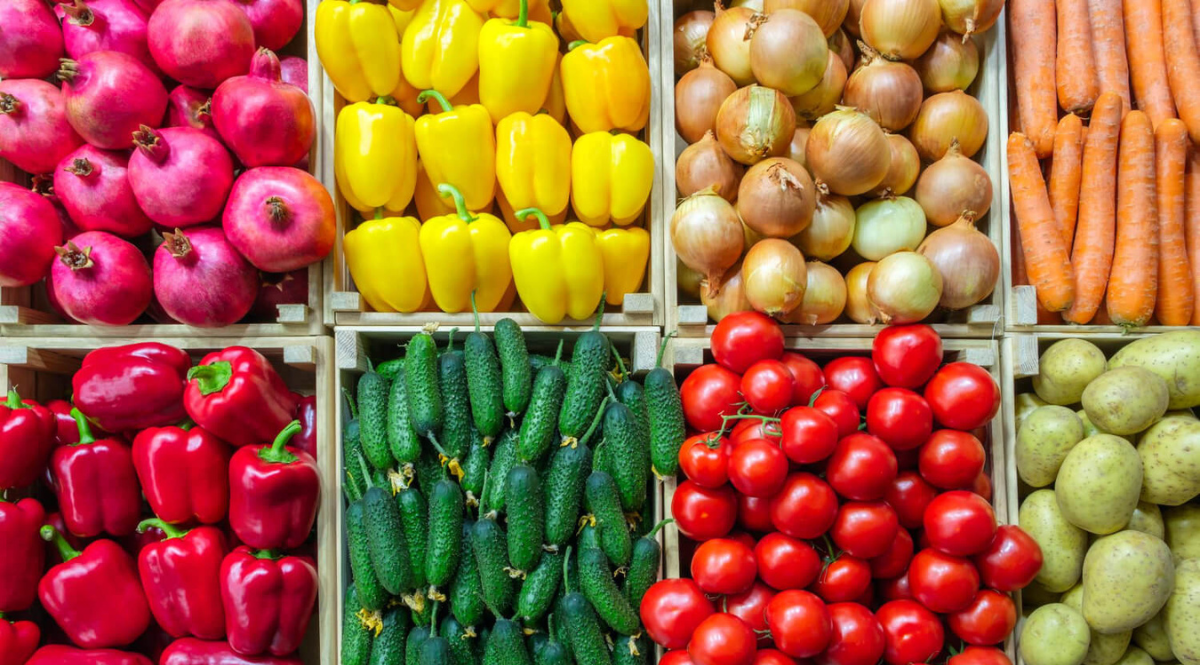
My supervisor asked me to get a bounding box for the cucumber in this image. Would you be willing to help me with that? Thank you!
[542,441,592,548]
[377,358,404,381]
[555,550,611,665]
[591,440,613,476]
[361,456,414,595]
[517,549,564,624]
[408,589,433,629]
[504,465,544,574]
[426,479,464,598]
[441,615,479,665]
[576,524,600,554]
[420,627,451,665]
[645,335,685,477]
[388,368,422,467]
[346,475,389,612]
[406,626,430,665]
[531,618,571,665]
[494,318,531,418]
[578,547,640,635]
[342,584,374,665]
[558,329,610,444]
[472,516,516,616]
[415,448,444,497]
[601,402,649,513]
[360,367,394,470]
[464,303,505,443]
[625,519,671,610]
[344,418,367,502]
[449,519,486,629]
[585,472,632,568]
[396,484,429,590]
[405,332,443,439]
[436,332,472,461]
[613,377,651,472]
[460,430,490,508]
[529,354,570,378]
[517,362,567,464]
[483,619,532,665]
[485,429,519,512]
[612,635,648,665]
[369,607,410,665]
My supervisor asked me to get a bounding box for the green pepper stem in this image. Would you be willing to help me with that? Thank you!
[253,549,280,560]
[373,207,385,221]
[69,407,96,446]
[5,389,27,410]
[436,184,477,223]
[41,525,81,562]
[137,517,186,539]
[514,207,552,230]
[187,361,233,396]
[177,417,195,431]
[516,0,529,27]
[567,40,589,51]
[258,420,302,464]
[417,89,452,113]
[375,96,395,105]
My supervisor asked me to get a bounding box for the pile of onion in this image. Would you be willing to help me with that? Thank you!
[766,0,850,35]
[795,194,855,260]
[844,261,879,323]
[843,44,924,131]
[868,250,944,323]
[914,31,979,92]
[677,257,704,298]
[871,134,921,196]
[737,157,816,237]
[851,196,926,260]
[707,4,756,86]
[676,130,743,201]
[805,108,891,195]
[788,127,811,166]
[910,90,988,160]
[859,0,942,60]
[671,187,744,292]
[716,85,796,165]
[742,238,807,315]
[914,139,992,225]
[748,9,830,96]
[781,261,847,324]
[830,28,856,71]
[937,0,1005,37]
[702,261,752,320]
[790,51,847,121]
[917,214,999,309]
[675,10,715,75]
[676,57,738,143]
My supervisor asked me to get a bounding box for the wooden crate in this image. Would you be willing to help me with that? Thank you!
[0,335,338,665]
[319,4,667,328]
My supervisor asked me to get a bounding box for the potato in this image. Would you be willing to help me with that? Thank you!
[1134,611,1176,661]
[1138,417,1200,506]
[1055,434,1143,534]
[1108,331,1200,409]
[1127,501,1165,540]
[1024,581,1065,609]
[1083,367,1171,436]
[1037,339,1108,405]
[1083,530,1176,634]
[1018,406,1087,487]
[1078,410,1133,443]
[1021,603,1093,665]
[1112,647,1156,665]
[1022,489,1090,592]
[1164,504,1200,563]
[1165,559,1200,665]
[1019,392,1053,423]
[1063,585,1134,665]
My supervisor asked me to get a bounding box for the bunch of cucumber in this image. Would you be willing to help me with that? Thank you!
[340,314,686,665]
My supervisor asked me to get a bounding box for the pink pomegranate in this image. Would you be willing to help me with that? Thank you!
[130,0,164,12]
[0,0,65,79]
[145,292,179,324]
[213,48,314,168]
[279,56,308,93]
[251,267,308,318]
[128,126,235,228]
[223,167,335,272]
[58,0,159,75]
[30,175,85,240]
[0,79,86,175]
[165,85,220,142]
[48,231,152,325]
[227,0,303,51]
[54,145,153,238]
[58,51,169,150]
[148,0,255,89]
[153,226,258,326]
[0,182,63,287]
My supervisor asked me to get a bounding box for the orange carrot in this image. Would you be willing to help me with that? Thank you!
[1088,0,1133,113]
[1012,217,1066,324]
[1185,145,1200,324]
[1125,0,1177,129]
[1010,0,1059,157]
[1153,119,1193,325]
[1106,110,1159,326]
[1162,0,1200,144]
[1191,0,1200,43]
[1048,114,1085,250]
[1008,132,1077,312]
[1058,0,1100,111]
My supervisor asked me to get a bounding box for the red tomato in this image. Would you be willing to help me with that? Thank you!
[908,548,981,613]
[948,589,1017,645]
[971,471,992,502]
[688,613,758,665]
[765,590,832,658]
[870,527,914,579]
[692,538,759,595]
[770,473,839,539]
[729,438,789,498]
[755,649,799,665]
[813,390,861,439]
[826,433,898,501]
[712,312,785,374]
[672,481,739,541]
[756,533,822,591]
[880,572,913,602]
[923,363,1000,430]
[895,447,921,470]
[742,360,796,414]
[811,555,871,603]
[824,357,883,410]
[680,433,732,488]
[918,430,986,490]
[816,602,886,665]
[662,651,696,665]
[831,501,901,559]
[876,599,945,665]
[947,646,1012,665]
[780,406,839,464]
[923,491,997,556]
[732,418,782,445]
[866,388,934,451]
[885,471,939,530]
[972,525,1044,592]
[640,578,716,650]
[682,364,744,432]
[726,531,759,550]
[726,581,776,646]
[872,325,944,389]
[781,352,826,406]
[854,581,876,607]
[737,494,774,533]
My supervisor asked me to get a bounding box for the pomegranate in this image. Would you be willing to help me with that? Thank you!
[279,56,308,93]
[0,183,63,287]
[128,126,235,228]
[58,0,159,75]
[0,79,86,175]
[0,0,64,79]
[54,145,153,238]
[223,167,335,272]
[251,268,309,318]
[165,85,220,141]
[31,176,87,241]
[130,0,163,12]
[153,226,258,327]
[213,48,315,168]
[48,231,152,325]
[148,0,255,89]
[59,51,169,150]
[227,0,304,51]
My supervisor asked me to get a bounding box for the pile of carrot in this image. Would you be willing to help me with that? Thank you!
[1007,0,1200,326]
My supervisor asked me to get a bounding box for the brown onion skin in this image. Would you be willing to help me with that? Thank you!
[794,193,855,260]
[766,0,850,36]
[748,9,830,97]
[843,46,924,131]
[917,215,999,309]
[830,28,857,71]
[937,0,1004,37]
[742,238,808,315]
[678,256,705,298]
[737,157,817,238]
[716,85,797,165]
[914,31,979,93]
[702,260,752,320]
[707,5,757,86]
[677,130,744,201]
[675,10,715,76]
[805,108,891,196]
[781,261,848,324]
[870,133,921,196]
[844,261,879,323]
[860,0,943,60]
[790,51,847,121]
[787,126,811,166]
[914,140,992,225]
[909,89,988,160]
[676,57,738,143]
[671,187,745,291]
[844,0,867,35]
[867,250,944,323]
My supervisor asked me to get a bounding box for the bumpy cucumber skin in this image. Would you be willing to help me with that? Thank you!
[494,319,531,417]
[368,607,409,665]
[644,367,686,477]
[612,635,649,665]
[558,332,609,441]
[624,533,661,611]
[614,380,652,466]
[542,442,592,548]
[419,636,451,665]
[426,479,465,592]
[578,547,641,635]
[344,419,367,500]
[405,333,443,439]
[396,485,429,590]
[464,331,505,442]
[516,550,564,624]
[450,519,486,629]
[347,500,388,612]
[359,370,394,470]
[485,430,519,512]
[341,584,373,665]
[529,355,570,377]
[504,465,545,573]
[406,626,431,665]
[585,472,632,567]
[602,402,650,513]
[517,365,567,463]
[364,486,414,595]
[472,517,516,616]
[532,639,571,665]
[388,368,422,466]
[556,592,612,665]
[438,349,472,460]
[483,619,533,665]
[592,442,613,476]
[460,431,490,506]
[441,616,480,665]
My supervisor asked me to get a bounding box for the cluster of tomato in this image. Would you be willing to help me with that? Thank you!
[639,313,1045,665]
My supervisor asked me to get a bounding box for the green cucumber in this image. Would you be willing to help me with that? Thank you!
[449,519,485,629]
[494,318,532,418]
[436,331,472,461]
[388,367,422,467]
[395,483,429,590]
[531,617,571,665]
[342,584,374,665]
[591,440,613,476]
[517,549,564,624]
[645,335,685,477]
[408,589,433,628]
[405,331,443,439]
[369,607,409,665]
[529,354,570,377]
[505,465,544,574]
[361,456,414,595]
[406,626,431,665]
[585,472,632,568]
[625,519,671,610]
[377,358,404,381]
[602,401,650,513]
[426,479,464,598]
[360,367,394,470]
[578,547,640,635]
[344,419,367,502]
[542,442,592,548]
[485,429,519,512]
[612,635,648,665]
[483,618,532,665]
[415,448,443,497]
[613,374,651,471]
[558,327,610,444]
[441,615,480,665]
[471,516,516,616]
[555,549,611,665]
[459,430,490,508]
[346,473,389,612]
[576,524,600,554]
[517,356,567,464]
[464,300,504,443]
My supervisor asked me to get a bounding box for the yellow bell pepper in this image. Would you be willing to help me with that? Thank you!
[477,0,558,122]
[389,5,415,35]
[496,112,571,220]
[414,90,497,212]
[424,72,479,114]
[465,0,551,22]
[335,99,418,214]
[509,208,605,323]
[560,36,650,134]
[344,210,430,313]
[416,161,496,221]
[496,189,566,232]
[401,0,484,99]
[571,131,654,227]
[596,226,650,306]
[559,0,646,44]
[390,0,421,9]
[420,184,513,313]
[315,1,401,103]
[543,53,566,125]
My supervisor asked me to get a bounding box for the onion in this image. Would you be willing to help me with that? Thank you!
[743,220,767,248]
[671,187,745,291]
[707,4,757,86]
[845,261,879,323]
[909,90,988,160]
[790,51,847,121]
[914,139,992,225]
[917,214,999,308]
[844,0,867,35]
[870,134,921,196]
[843,44,924,131]
[937,0,1004,37]
[678,257,705,298]
[765,0,850,36]
[787,126,811,166]
[830,28,857,71]
[794,193,855,259]
[716,85,796,165]
[806,108,891,196]
[860,0,942,60]
[676,57,738,143]
[701,261,752,320]
[675,10,716,76]
[747,10,829,96]
[742,238,808,315]
[732,0,766,8]
[868,251,943,323]
[737,157,817,237]
[677,130,744,201]
[851,195,926,260]
[778,261,845,324]
[914,31,979,92]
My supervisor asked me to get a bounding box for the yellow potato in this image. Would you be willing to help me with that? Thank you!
[1112,647,1155,665]
[1063,585,1134,665]
[1055,434,1143,535]
[1021,489,1089,592]
[1017,406,1086,487]
[1083,531,1175,635]
[1127,502,1165,540]
[1036,339,1108,405]
[1165,559,1200,665]
[1021,603,1093,665]
[1134,611,1176,661]
[1108,331,1200,409]
[1139,417,1200,506]
[1082,367,1170,436]
[1165,504,1200,565]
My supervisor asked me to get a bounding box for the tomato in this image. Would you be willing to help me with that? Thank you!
[682,364,744,432]
[813,390,861,439]
[824,357,883,410]
[732,418,782,445]
[948,589,1017,645]
[971,471,992,502]
[662,651,696,665]
[729,438,789,498]
[811,555,871,603]
[880,572,913,602]
[972,525,1044,592]
[726,581,775,646]
[831,501,900,559]
[826,433,898,501]
[908,548,981,613]
[854,581,876,606]
[876,599,945,665]
[918,430,986,490]
[770,473,838,539]
[737,494,774,533]
[691,538,758,595]
[756,533,822,591]
[895,447,921,470]
[780,406,839,464]
[923,363,1000,430]
[712,311,785,374]
[680,433,732,488]
[869,527,914,579]
[765,590,832,658]
[866,388,934,451]
[816,602,885,665]
[781,352,826,406]
[947,646,1012,665]
[872,325,944,388]
[688,613,758,665]
[726,531,759,550]
[755,649,799,665]
[672,480,738,541]
[885,471,939,530]
[742,360,796,414]
[923,491,996,556]
[640,578,716,650]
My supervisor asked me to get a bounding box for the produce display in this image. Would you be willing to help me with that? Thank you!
[671,0,1001,326]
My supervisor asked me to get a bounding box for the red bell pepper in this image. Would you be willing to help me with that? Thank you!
[26,646,152,665]
[0,498,45,612]
[292,394,317,458]
[136,518,227,640]
[229,421,319,550]
[0,389,55,490]
[42,512,86,565]
[72,343,191,432]
[220,547,317,656]
[184,347,298,447]
[41,398,112,446]
[0,613,39,665]
[132,423,230,525]
[52,409,143,538]
[38,526,151,649]
[160,638,303,665]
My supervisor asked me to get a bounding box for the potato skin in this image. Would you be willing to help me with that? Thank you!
[1021,489,1089,592]
[1112,646,1156,665]
[1138,416,1200,506]
[1108,330,1200,409]
[1021,603,1093,665]
[1062,585,1134,665]
[1165,559,1200,665]
[1018,406,1086,487]
[1082,367,1170,436]
[1133,613,1175,662]
[1055,434,1143,535]
[1082,531,1176,635]
[1036,339,1108,405]
[1127,501,1165,540]
[1164,504,1200,563]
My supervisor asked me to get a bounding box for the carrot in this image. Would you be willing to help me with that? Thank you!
[1008,132,1077,312]
[1191,0,1200,44]
[1058,0,1101,111]
[1185,144,1200,324]
[1089,0,1133,113]
[1162,0,1200,144]
[1153,119,1193,325]
[1010,0,1059,157]
[1064,93,1123,324]
[1105,110,1159,326]
[1048,114,1085,250]
[1012,218,1066,324]
[1124,0,1177,129]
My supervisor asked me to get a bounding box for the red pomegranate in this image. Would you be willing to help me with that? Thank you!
[279,56,308,93]
[153,226,258,327]
[212,48,315,168]
[0,79,86,175]
[0,183,63,287]
[128,126,235,228]
[227,0,304,52]
[58,51,168,150]
[0,0,64,79]
[58,0,159,75]
[223,167,335,272]
[54,145,153,238]
[48,231,152,326]
[148,0,255,89]
[165,85,220,142]
[251,268,309,319]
